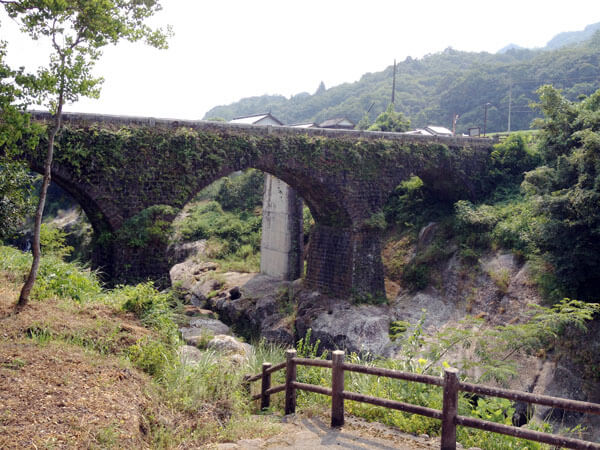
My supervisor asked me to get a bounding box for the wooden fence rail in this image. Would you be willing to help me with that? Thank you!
[244,349,600,450]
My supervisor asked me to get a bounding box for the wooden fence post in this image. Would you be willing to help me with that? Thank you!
[331,350,345,427]
[441,367,459,450]
[285,349,297,415]
[261,362,272,410]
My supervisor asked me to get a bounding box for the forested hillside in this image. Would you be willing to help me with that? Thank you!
[204,30,600,134]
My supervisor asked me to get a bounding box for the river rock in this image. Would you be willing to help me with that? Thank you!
[169,256,217,293]
[180,317,231,346]
[393,290,457,332]
[207,335,252,356]
[298,298,394,356]
[191,278,222,302]
[178,345,204,365]
[168,240,208,264]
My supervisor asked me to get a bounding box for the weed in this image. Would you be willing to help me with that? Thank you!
[389,320,410,342]
[488,267,511,294]
[2,358,26,370]
[94,424,120,448]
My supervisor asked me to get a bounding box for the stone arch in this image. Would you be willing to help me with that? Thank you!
[27,162,117,278]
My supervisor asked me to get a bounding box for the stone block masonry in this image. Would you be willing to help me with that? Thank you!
[24,111,494,297]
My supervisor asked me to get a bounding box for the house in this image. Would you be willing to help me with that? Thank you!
[405,125,453,136]
[229,113,283,126]
[317,117,355,130]
[289,122,318,128]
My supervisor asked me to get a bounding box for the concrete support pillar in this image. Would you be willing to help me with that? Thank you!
[260,174,303,280]
[305,224,385,299]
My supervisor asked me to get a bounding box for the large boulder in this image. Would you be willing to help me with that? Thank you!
[207,335,252,356]
[169,256,217,293]
[179,317,231,346]
[296,296,394,357]
[168,240,208,265]
[178,345,204,365]
[392,291,458,333]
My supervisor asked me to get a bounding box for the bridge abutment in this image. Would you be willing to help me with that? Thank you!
[305,224,385,299]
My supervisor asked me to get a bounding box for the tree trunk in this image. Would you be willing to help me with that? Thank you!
[15,104,63,312]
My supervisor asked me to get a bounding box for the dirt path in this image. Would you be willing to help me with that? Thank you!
[214,414,440,449]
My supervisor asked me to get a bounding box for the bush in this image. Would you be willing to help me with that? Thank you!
[127,337,176,377]
[40,223,74,258]
[115,282,179,344]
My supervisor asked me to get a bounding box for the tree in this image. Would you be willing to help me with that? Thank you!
[1,0,171,311]
[0,40,38,241]
[315,81,326,95]
[355,112,371,130]
[522,85,600,300]
[368,103,410,132]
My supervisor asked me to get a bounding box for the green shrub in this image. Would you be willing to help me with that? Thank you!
[401,262,430,291]
[39,223,74,258]
[176,201,261,264]
[127,337,176,377]
[115,205,177,248]
[115,282,179,344]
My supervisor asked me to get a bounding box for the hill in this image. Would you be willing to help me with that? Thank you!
[203,31,600,134]
[544,22,600,50]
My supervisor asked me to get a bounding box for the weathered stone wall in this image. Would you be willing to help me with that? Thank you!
[25,111,494,296]
[306,225,385,297]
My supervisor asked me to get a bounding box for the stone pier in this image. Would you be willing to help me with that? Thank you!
[260,175,303,280]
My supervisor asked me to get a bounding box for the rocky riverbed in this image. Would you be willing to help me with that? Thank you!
[170,237,600,441]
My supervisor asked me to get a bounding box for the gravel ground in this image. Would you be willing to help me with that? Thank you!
[213,414,441,449]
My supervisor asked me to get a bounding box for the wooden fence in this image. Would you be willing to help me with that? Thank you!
[244,349,600,450]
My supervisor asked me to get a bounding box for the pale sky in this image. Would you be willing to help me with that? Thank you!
[1,0,597,120]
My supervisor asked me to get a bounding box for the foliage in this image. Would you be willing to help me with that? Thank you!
[362,211,386,230]
[215,169,264,211]
[0,245,102,302]
[355,112,371,130]
[367,103,410,132]
[0,41,38,240]
[488,133,540,184]
[39,223,73,258]
[176,201,261,268]
[0,160,37,240]
[384,175,424,226]
[524,86,600,300]
[116,205,177,248]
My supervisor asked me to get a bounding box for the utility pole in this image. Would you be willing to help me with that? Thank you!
[483,102,491,137]
[452,113,459,136]
[507,80,512,133]
[391,59,396,105]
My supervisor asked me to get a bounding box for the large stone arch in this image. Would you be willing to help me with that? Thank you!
[22,112,493,296]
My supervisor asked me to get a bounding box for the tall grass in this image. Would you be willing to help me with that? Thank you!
[0,245,102,302]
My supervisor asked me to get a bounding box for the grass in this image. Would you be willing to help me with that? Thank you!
[2,242,596,448]
[0,244,282,448]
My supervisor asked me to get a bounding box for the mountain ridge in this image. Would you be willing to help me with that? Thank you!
[204,25,600,134]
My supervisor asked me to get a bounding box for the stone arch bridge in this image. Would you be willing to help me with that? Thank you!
[24,112,493,298]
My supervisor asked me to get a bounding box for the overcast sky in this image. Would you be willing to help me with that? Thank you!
[1,0,598,120]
